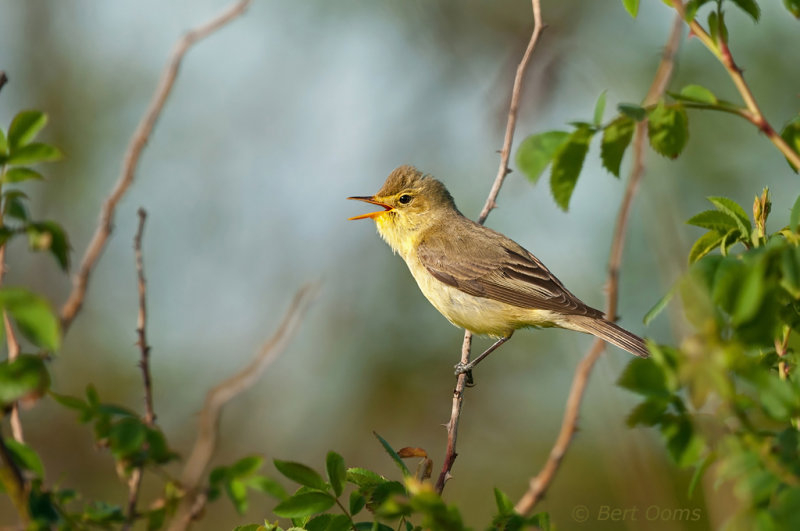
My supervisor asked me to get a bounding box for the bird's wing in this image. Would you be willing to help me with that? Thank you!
[416,222,603,317]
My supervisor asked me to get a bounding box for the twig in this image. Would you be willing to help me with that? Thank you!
[122,209,154,531]
[513,14,683,515]
[671,1,800,169]
[0,71,7,93]
[134,208,155,427]
[167,283,319,531]
[59,0,254,334]
[435,0,544,494]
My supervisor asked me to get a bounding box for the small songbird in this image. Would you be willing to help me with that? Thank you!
[348,165,648,377]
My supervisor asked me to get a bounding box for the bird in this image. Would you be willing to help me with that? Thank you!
[348,165,648,378]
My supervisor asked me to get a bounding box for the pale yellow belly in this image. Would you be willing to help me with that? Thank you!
[404,256,560,337]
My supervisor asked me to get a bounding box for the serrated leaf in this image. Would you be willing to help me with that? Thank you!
[643,288,674,326]
[622,0,639,17]
[677,84,718,104]
[2,167,43,183]
[325,451,346,497]
[8,111,47,150]
[3,439,45,478]
[349,491,366,516]
[600,116,635,177]
[374,431,410,477]
[515,131,569,184]
[346,467,387,488]
[686,210,739,232]
[707,196,752,236]
[730,0,760,21]
[26,221,71,271]
[688,230,724,264]
[0,287,61,350]
[549,125,594,211]
[780,118,800,172]
[273,492,336,518]
[618,103,647,121]
[0,354,50,405]
[593,90,607,126]
[647,103,689,158]
[273,460,328,491]
[6,142,62,166]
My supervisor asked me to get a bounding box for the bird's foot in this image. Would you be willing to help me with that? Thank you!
[454,362,475,387]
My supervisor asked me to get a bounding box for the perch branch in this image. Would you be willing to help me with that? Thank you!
[513,13,683,515]
[167,283,318,530]
[436,0,544,494]
[59,0,254,333]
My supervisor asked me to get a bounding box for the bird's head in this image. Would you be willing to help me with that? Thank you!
[348,165,458,256]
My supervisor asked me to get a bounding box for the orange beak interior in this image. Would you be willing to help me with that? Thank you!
[347,196,393,220]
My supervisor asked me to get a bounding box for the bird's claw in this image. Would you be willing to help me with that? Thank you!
[454,362,475,387]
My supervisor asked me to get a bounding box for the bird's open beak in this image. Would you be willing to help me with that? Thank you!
[347,196,393,220]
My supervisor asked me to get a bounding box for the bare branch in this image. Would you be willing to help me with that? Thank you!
[436,0,545,494]
[59,0,254,333]
[0,71,7,93]
[168,283,319,530]
[134,208,156,427]
[513,14,684,515]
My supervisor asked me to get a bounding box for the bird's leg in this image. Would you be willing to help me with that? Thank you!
[454,332,513,384]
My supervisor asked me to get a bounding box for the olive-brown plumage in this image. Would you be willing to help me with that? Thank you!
[349,165,649,366]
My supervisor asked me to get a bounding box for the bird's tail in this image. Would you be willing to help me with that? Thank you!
[565,315,649,358]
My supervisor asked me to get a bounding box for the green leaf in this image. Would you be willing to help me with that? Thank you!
[4,439,45,478]
[686,210,740,232]
[549,125,594,211]
[231,455,264,478]
[688,453,713,498]
[660,416,704,467]
[2,167,44,183]
[246,475,288,500]
[622,0,639,17]
[593,90,607,126]
[108,417,147,458]
[600,116,635,177]
[707,196,752,236]
[0,128,7,156]
[780,118,800,172]
[233,526,263,531]
[515,131,569,184]
[688,230,724,264]
[618,103,647,121]
[791,194,800,233]
[729,0,760,21]
[345,467,388,488]
[781,246,800,298]
[273,460,329,491]
[617,358,669,398]
[785,0,800,18]
[373,431,410,477]
[494,487,514,514]
[5,194,28,221]
[733,258,765,324]
[647,102,689,158]
[0,355,50,405]
[643,288,674,326]
[325,451,346,497]
[26,221,71,271]
[227,479,249,515]
[0,287,61,350]
[273,492,336,518]
[8,111,47,150]
[677,84,718,104]
[6,142,62,166]
[626,399,668,427]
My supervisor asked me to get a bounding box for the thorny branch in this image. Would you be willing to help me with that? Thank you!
[59,0,254,334]
[513,13,684,515]
[435,0,544,494]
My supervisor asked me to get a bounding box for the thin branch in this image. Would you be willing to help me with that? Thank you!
[59,0,254,334]
[167,283,319,531]
[0,71,7,93]
[122,209,154,531]
[134,208,155,427]
[436,0,544,494]
[672,1,800,169]
[513,14,683,515]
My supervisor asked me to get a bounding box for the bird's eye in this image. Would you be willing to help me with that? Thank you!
[398,194,413,205]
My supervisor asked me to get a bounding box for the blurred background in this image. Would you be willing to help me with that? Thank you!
[1,0,798,528]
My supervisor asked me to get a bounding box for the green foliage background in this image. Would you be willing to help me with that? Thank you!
[1,0,800,529]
